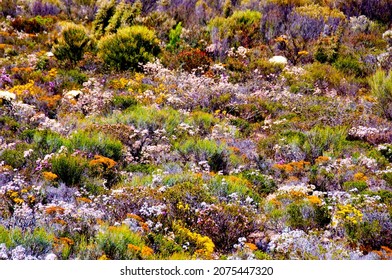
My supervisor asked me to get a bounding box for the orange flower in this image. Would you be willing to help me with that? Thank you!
[141,246,154,257]
[245,243,258,251]
[127,244,140,252]
[43,171,58,181]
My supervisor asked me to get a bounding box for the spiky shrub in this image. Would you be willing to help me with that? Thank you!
[53,23,91,66]
[208,10,262,48]
[369,70,392,120]
[96,224,148,260]
[92,0,117,37]
[51,154,87,187]
[67,130,123,161]
[98,25,160,71]
[104,0,142,35]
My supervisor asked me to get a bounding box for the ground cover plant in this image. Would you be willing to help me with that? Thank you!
[0,0,391,260]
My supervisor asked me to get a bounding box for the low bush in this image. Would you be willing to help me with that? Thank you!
[67,130,123,161]
[96,224,151,260]
[51,154,87,186]
[98,25,160,71]
[53,23,91,66]
[369,70,392,120]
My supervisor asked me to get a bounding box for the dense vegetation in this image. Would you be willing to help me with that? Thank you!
[0,0,391,260]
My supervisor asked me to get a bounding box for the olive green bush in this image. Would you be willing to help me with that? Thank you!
[53,23,91,66]
[98,25,160,71]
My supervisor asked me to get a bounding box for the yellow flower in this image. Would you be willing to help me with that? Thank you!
[308,195,322,205]
[98,254,110,260]
[354,172,368,182]
[43,171,58,181]
[298,50,309,56]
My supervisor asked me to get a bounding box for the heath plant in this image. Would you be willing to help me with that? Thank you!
[53,23,92,67]
[98,25,160,71]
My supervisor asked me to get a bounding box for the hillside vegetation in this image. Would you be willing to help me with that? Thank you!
[0,0,391,260]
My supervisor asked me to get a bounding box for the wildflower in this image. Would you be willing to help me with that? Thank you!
[64,90,82,99]
[127,244,140,252]
[0,90,16,101]
[298,50,309,56]
[269,56,288,65]
[141,246,154,258]
[42,171,58,181]
[308,195,322,205]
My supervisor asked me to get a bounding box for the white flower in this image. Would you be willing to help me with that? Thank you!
[269,56,288,65]
[64,90,82,99]
[0,90,16,101]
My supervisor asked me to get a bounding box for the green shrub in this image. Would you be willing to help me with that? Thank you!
[241,170,277,195]
[176,138,231,174]
[51,154,87,186]
[104,0,142,34]
[303,125,348,161]
[98,25,160,71]
[333,56,365,77]
[96,224,146,260]
[31,129,65,155]
[369,70,392,120]
[208,10,262,48]
[59,69,88,86]
[167,22,183,52]
[23,227,55,256]
[343,180,368,192]
[67,130,123,161]
[53,23,91,66]
[92,0,117,38]
[112,94,138,110]
[0,149,25,169]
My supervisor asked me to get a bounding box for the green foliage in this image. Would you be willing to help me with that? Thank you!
[343,180,368,192]
[333,55,365,77]
[67,130,123,161]
[369,70,392,120]
[378,144,392,163]
[23,227,55,256]
[208,10,262,47]
[303,125,348,161]
[10,15,55,33]
[51,154,87,186]
[31,129,65,155]
[0,149,25,169]
[96,224,146,259]
[189,111,218,136]
[287,62,345,94]
[105,0,142,34]
[92,0,117,38]
[59,69,88,87]
[98,25,160,71]
[241,171,277,195]
[53,23,91,66]
[112,94,138,110]
[111,105,181,135]
[167,22,182,52]
[0,226,54,255]
[125,163,157,174]
[176,138,232,173]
